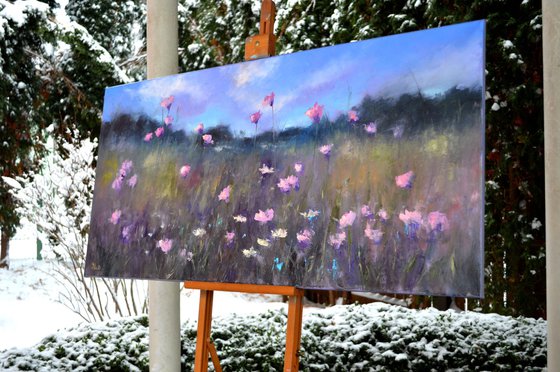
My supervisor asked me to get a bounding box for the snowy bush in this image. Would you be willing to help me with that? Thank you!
[0,303,546,371]
[3,127,147,322]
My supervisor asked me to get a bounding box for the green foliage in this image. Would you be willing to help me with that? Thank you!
[0,304,547,371]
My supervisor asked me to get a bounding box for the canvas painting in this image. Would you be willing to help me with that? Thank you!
[86,20,485,297]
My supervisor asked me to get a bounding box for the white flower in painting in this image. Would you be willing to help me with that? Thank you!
[271,228,288,239]
[242,247,257,257]
[193,228,207,237]
[258,164,275,175]
[257,238,270,247]
[300,209,320,220]
[233,215,247,223]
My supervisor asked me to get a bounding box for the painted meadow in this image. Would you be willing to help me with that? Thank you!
[86,21,485,297]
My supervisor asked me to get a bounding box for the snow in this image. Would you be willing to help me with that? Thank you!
[0,0,49,27]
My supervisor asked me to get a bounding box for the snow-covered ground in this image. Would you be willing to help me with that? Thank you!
[0,227,294,351]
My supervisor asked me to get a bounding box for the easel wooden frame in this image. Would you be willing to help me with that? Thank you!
[185,2,305,371]
[185,282,304,372]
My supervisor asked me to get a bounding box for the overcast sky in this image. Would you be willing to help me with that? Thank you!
[102,20,484,137]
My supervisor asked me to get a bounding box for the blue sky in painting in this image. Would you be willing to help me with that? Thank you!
[102,20,484,137]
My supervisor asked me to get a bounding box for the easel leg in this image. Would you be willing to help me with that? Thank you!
[194,289,214,372]
[284,289,304,372]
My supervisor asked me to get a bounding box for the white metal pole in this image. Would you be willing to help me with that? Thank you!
[147,1,181,371]
[543,0,560,369]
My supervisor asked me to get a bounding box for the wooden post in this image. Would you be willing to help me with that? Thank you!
[244,0,276,60]
[147,0,181,371]
[543,1,560,370]
[284,288,304,372]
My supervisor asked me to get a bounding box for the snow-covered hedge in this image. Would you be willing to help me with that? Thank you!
[0,303,546,371]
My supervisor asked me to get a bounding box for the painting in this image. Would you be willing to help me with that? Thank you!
[86,20,485,298]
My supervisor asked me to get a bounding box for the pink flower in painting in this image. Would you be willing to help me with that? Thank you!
[399,209,423,238]
[277,178,291,193]
[428,211,450,232]
[259,164,275,175]
[339,211,356,229]
[395,170,415,189]
[180,164,191,178]
[296,229,313,248]
[305,102,324,123]
[155,127,164,137]
[109,209,121,225]
[364,122,377,134]
[164,115,173,125]
[254,208,274,224]
[160,95,174,111]
[361,205,374,219]
[195,123,204,134]
[120,160,133,175]
[202,134,214,145]
[328,231,346,250]
[250,110,262,124]
[127,174,138,188]
[121,224,133,242]
[144,132,153,142]
[263,92,275,107]
[225,231,235,244]
[319,144,333,157]
[157,239,173,253]
[348,110,359,123]
[378,208,389,222]
[365,223,383,244]
[218,185,231,203]
[286,175,299,190]
[112,177,123,191]
[294,162,304,174]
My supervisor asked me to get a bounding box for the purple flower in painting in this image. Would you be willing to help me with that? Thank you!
[378,208,389,222]
[399,209,423,238]
[328,231,346,250]
[155,127,164,137]
[180,164,191,178]
[395,170,415,189]
[428,211,449,232]
[250,111,262,125]
[365,223,383,244]
[294,162,304,174]
[164,115,173,125]
[392,125,404,138]
[319,144,332,157]
[127,174,138,188]
[112,177,123,191]
[109,209,121,225]
[218,185,231,203]
[305,102,324,123]
[225,231,235,245]
[277,178,291,193]
[160,95,174,111]
[121,224,133,242]
[157,239,173,253]
[254,209,274,224]
[144,132,153,142]
[263,92,275,107]
[339,211,356,229]
[364,122,377,135]
[202,134,214,145]
[361,205,374,219]
[195,123,204,134]
[348,110,359,123]
[296,229,313,249]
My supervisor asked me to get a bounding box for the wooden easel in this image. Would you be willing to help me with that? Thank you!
[186,2,304,371]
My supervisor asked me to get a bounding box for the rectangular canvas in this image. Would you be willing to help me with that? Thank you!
[86,21,485,297]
